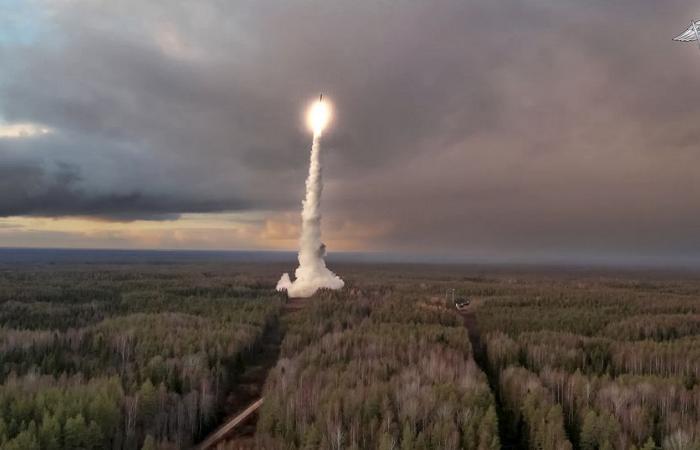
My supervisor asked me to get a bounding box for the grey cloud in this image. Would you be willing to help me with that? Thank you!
[1,0,700,261]
[0,155,248,220]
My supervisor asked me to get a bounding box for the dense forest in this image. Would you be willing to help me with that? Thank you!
[3,262,700,450]
[0,266,280,450]
[255,283,500,450]
[473,275,700,449]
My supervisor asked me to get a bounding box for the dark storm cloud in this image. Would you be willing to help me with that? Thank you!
[1,0,700,260]
[0,150,248,220]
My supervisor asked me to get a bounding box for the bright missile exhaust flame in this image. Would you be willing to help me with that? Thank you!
[307,99,331,134]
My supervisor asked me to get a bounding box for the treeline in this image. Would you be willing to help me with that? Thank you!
[472,275,700,449]
[0,266,280,449]
[256,290,500,450]
[485,329,700,380]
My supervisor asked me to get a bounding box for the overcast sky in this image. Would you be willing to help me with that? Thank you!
[1,0,699,264]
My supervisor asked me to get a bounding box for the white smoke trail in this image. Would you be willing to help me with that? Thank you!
[276,129,344,298]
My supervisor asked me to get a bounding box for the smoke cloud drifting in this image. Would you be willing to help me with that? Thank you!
[276,111,344,298]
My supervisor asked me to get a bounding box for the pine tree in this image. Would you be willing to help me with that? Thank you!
[580,410,598,450]
[0,418,7,446]
[640,437,656,450]
[302,424,321,450]
[400,421,415,450]
[478,406,500,450]
[378,431,395,450]
[141,434,157,450]
[139,380,158,427]
[64,413,89,450]
[38,413,61,450]
[544,405,569,450]
[414,431,429,450]
[86,420,104,450]
[88,394,120,438]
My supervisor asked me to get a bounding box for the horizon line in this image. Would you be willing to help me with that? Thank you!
[1,246,700,271]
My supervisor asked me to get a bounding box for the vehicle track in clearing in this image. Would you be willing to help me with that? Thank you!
[460,307,522,450]
[196,296,308,449]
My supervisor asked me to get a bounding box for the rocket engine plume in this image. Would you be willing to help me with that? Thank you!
[276,97,344,298]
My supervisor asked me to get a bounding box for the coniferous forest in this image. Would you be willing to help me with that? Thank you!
[1,262,700,449]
